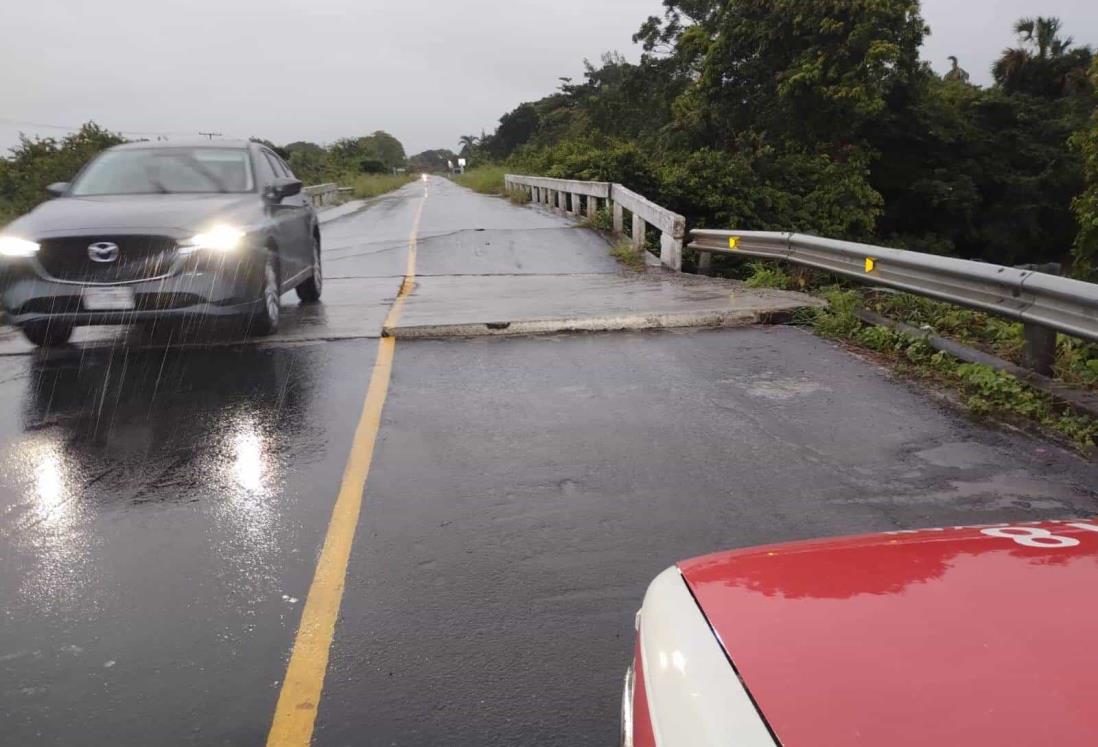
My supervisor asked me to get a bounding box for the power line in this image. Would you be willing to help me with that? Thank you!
[0,116,208,138]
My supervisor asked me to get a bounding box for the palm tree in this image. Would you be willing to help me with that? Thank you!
[993,16,1092,96]
[944,56,970,83]
[1013,17,1072,60]
[457,135,478,155]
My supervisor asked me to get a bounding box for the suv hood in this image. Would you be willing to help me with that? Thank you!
[5,193,263,239]
[679,521,1098,746]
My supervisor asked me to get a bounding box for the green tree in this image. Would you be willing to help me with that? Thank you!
[993,17,1093,97]
[329,131,407,174]
[1072,57,1098,279]
[640,0,927,151]
[408,149,458,173]
[0,122,124,223]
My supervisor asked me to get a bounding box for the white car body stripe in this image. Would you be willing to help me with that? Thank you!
[639,567,776,747]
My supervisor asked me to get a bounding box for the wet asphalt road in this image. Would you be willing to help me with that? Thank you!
[2,177,1097,746]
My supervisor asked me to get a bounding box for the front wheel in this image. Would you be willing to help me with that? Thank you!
[249,252,280,336]
[295,235,322,303]
[22,321,74,347]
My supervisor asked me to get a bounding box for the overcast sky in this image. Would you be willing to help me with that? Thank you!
[2,0,1096,157]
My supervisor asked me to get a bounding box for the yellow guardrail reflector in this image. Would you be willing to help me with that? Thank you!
[729,236,740,250]
[865,257,877,273]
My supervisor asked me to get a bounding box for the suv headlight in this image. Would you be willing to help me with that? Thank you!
[179,226,245,254]
[0,237,40,258]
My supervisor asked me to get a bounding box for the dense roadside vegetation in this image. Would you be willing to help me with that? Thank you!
[452,2,1098,448]
[464,4,1097,276]
[452,165,508,194]
[0,127,416,224]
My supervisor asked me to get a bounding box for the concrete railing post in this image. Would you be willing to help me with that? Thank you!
[661,215,686,272]
[587,196,598,221]
[660,233,683,272]
[612,203,624,235]
[632,213,647,251]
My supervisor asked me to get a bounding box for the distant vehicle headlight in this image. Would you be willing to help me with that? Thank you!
[180,225,246,254]
[0,236,41,258]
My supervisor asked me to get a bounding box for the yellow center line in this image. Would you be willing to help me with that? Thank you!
[266,178,428,747]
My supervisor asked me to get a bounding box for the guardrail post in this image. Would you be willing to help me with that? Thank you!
[612,203,624,235]
[587,196,598,221]
[1022,324,1057,376]
[632,213,646,251]
[696,250,712,275]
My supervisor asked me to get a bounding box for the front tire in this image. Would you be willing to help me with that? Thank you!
[295,235,322,303]
[249,251,281,336]
[22,321,74,347]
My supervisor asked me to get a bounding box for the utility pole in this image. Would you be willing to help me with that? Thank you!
[198,131,222,141]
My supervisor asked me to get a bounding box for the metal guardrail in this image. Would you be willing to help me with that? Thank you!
[505,175,686,270]
[691,229,1098,372]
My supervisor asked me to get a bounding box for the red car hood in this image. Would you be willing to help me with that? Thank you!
[678,521,1098,746]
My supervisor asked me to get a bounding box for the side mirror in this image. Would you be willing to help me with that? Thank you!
[46,182,69,197]
[264,177,303,203]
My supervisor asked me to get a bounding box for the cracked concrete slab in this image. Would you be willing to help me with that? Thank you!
[385,271,824,338]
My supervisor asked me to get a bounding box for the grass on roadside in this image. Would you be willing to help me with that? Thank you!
[349,173,416,200]
[726,259,1098,448]
[740,260,1098,391]
[798,283,1098,448]
[452,166,507,195]
[506,187,531,205]
[583,206,614,232]
[610,240,647,270]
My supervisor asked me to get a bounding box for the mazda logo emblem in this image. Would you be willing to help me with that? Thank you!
[88,241,120,263]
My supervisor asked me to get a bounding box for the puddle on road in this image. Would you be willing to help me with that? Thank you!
[722,373,831,401]
[912,441,1001,469]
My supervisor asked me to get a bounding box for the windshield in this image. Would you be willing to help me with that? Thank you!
[69,148,255,195]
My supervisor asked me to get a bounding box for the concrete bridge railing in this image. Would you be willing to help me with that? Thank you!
[504,174,686,271]
[303,183,342,209]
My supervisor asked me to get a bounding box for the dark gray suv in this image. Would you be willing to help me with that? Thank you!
[0,139,322,346]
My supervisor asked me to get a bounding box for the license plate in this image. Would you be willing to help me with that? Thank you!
[82,287,135,311]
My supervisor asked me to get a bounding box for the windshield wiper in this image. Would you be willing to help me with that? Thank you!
[176,153,230,193]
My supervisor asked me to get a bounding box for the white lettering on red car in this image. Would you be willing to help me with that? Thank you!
[979,522,1098,548]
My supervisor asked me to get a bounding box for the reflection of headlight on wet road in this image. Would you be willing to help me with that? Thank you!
[35,450,64,505]
[233,430,265,493]
[16,440,77,528]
